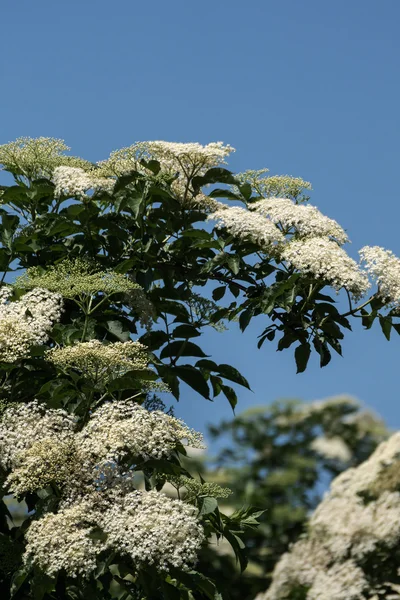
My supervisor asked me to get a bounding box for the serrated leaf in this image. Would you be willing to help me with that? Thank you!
[172,365,210,399]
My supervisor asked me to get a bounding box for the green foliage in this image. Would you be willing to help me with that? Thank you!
[0,137,396,599]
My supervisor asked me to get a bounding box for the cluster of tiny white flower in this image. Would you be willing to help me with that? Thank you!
[281,237,370,299]
[1,399,206,578]
[235,170,312,200]
[53,166,115,199]
[251,198,348,244]
[310,435,352,463]
[0,401,75,470]
[16,258,139,299]
[0,287,63,362]
[46,340,150,385]
[97,140,234,179]
[24,490,205,578]
[360,245,400,310]
[76,399,204,463]
[24,501,104,578]
[207,206,284,248]
[0,137,91,179]
[0,400,204,495]
[102,490,205,571]
[261,432,400,600]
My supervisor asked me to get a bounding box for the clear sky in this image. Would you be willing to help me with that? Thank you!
[1,0,400,440]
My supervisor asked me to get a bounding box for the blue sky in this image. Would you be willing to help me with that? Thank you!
[1,0,400,440]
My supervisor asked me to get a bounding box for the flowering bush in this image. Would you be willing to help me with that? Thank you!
[0,136,399,598]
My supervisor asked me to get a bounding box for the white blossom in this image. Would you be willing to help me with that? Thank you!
[281,237,370,299]
[207,206,284,248]
[263,432,400,600]
[97,140,234,178]
[101,490,204,571]
[251,197,348,244]
[359,245,400,310]
[16,258,140,299]
[0,401,75,470]
[76,400,204,463]
[53,166,115,199]
[311,436,352,463]
[46,340,150,384]
[0,137,91,178]
[24,501,105,577]
[0,287,63,362]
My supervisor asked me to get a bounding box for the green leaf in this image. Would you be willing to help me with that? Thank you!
[294,343,311,373]
[198,496,218,517]
[160,341,208,360]
[221,384,238,411]
[11,565,31,597]
[172,365,210,399]
[216,363,251,389]
[212,286,226,301]
[140,329,169,350]
[173,324,201,338]
[239,308,253,332]
[379,315,392,341]
[104,319,131,341]
[192,167,238,192]
[239,182,252,201]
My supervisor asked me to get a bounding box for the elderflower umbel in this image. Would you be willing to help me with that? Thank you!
[6,439,76,495]
[235,170,312,201]
[24,501,105,578]
[101,490,205,571]
[359,245,400,310]
[251,197,348,244]
[0,401,75,470]
[46,340,150,384]
[76,400,204,463]
[0,137,91,179]
[207,206,284,248]
[53,166,115,199]
[16,258,140,299]
[97,140,234,179]
[0,287,63,362]
[281,237,370,299]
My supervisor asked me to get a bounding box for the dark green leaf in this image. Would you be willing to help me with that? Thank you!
[294,343,311,374]
[160,341,208,360]
[172,365,210,399]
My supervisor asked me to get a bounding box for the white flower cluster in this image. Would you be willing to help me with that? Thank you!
[360,245,400,311]
[262,432,400,600]
[24,490,204,577]
[53,166,115,199]
[208,206,284,248]
[102,490,204,571]
[0,401,75,470]
[0,400,206,578]
[310,435,352,463]
[235,170,312,200]
[0,137,91,179]
[16,258,139,299]
[24,501,104,578]
[0,400,204,494]
[252,198,348,245]
[281,237,370,299]
[0,287,63,362]
[97,140,234,179]
[76,399,205,463]
[46,340,150,385]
